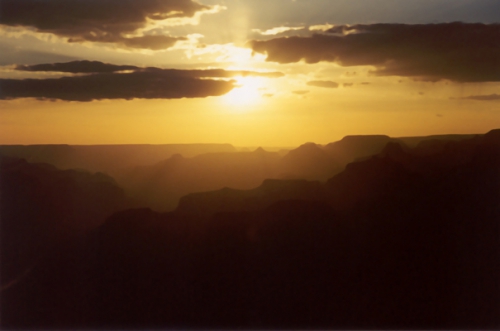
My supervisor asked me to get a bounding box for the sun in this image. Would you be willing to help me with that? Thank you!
[222,77,265,107]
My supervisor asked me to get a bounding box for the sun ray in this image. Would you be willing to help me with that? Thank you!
[222,77,266,108]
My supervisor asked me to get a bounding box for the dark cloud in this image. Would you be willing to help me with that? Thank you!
[0,0,211,50]
[343,83,354,87]
[0,71,233,101]
[250,23,500,82]
[1,61,283,101]
[115,35,185,51]
[462,93,500,101]
[16,61,139,73]
[307,80,339,88]
[292,90,310,95]
[14,61,285,78]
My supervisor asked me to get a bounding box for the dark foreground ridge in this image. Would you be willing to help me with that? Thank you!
[1,130,499,329]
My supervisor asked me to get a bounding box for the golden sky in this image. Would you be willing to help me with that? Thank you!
[1,0,499,146]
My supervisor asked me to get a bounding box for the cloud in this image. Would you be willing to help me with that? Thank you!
[292,90,310,95]
[0,71,234,101]
[14,60,284,77]
[309,24,335,32]
[307,80,339,88]
[15,61,139,73]
[115,35,186,51]
[249,22,500,82]
[1,61,284,101]
[252,26,304,36]
[343,83,354,87]
[461,93,500,101]
[0,0,215,50]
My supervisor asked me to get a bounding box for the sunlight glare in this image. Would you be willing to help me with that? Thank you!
[223,77,265,108]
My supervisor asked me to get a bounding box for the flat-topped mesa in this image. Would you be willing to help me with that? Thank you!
[176,179,325,217]
[326,135,392,149]
[484,128,500,144]
[325,154,414,211]
[397,134,478,148]
[279,142,340,181]
[323,135,394,165]
[337,134,391,143]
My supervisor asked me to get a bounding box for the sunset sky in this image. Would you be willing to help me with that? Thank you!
[1,0,499,146]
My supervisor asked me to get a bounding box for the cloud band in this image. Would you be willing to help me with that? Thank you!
[250,23,500,82]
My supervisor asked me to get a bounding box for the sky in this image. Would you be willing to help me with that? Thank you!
[1,0,499,146]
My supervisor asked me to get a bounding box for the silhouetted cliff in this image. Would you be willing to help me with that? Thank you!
[122,148,282,211]
[279,142,341,180]
[0,144,237,177]
[323,135,394,164]
[177,179,326,216]
[0,156,133,291]
[1,130,499,330]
